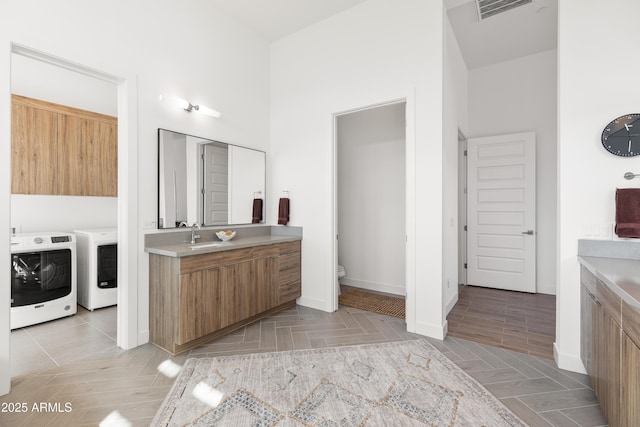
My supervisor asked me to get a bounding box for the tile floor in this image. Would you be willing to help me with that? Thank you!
[448,285,556,359]
[1,294,606,426]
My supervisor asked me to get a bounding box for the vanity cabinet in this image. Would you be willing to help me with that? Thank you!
[11,94,117,196]
[580,266,639,427]
[150,240,301,354]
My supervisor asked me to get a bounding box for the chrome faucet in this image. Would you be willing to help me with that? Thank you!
[190,223,201,244]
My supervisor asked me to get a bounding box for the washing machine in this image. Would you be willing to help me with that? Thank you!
[74,228,118,310]
[10,232,77,329]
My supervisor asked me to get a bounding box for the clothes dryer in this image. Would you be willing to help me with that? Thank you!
[74,228,118,310]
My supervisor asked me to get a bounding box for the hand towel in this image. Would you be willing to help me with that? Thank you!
[252,198,263,224]
[278,198,290,225]
[615,188,640,238]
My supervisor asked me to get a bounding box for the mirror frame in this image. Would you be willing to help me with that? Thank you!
[157,128,266,229]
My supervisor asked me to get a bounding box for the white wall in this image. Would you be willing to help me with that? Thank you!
[468,49,557,295]
[443,15,469,313]
[271,0,446,337]
[337,103,405,296]
[0,0,271,393]
[10,54,119,234]
[556,0,640,372]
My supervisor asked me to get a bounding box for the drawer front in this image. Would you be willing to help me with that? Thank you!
[180,247,252,274]
[279,251,300,271]
[595,280,622,326]
[278,264,301,287]
[622,300,640,347]
[278,240,301,255]
[279,281,301,304]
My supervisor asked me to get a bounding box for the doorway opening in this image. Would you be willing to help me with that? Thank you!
[3,43,138,391]
[333,101,407,319]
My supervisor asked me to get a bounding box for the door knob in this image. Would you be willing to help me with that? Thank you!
[522,230,534,235]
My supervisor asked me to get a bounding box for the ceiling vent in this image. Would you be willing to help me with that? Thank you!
[475,0,533,20]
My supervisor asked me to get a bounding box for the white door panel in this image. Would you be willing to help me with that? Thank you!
[467,132,536,293]
[203,143,229,225]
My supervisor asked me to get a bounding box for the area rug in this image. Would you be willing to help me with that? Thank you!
[153,340,525,426]
[339,288,405,318]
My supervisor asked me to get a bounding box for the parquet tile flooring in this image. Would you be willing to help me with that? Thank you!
[448,285,556,359]
[2,292,605,427]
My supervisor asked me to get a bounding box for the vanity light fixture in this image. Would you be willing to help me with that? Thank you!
[159,94,221,118]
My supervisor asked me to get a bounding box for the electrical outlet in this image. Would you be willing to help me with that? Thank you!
[583,224,613,240]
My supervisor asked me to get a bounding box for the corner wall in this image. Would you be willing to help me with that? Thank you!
[270,0,446,337]
[556,0,640,372]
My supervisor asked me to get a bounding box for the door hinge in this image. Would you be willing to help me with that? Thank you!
[464,263,467,269]
[201,188,205,195]
[464,225,467,231]
[464,150,467,156]
[463,187,467,194]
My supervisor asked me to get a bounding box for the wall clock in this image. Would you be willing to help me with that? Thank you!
[601,114,640,157]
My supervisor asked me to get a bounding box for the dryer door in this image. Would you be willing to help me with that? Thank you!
[97,244,117,289]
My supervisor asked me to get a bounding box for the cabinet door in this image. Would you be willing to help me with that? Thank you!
[219,261,253,328]
[580,285,595,376]
[57,115,118,196]
[11,104,58,194]
[254,257,277,313]
[594,305,621,426]
[177,269,221,344]
[622,333,640,425]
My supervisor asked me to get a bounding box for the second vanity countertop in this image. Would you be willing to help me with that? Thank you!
[145,225,302,258]
[578,239,640,313]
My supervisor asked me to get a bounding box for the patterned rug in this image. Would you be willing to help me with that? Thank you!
[339,289,405,318]
[153,340,525,426]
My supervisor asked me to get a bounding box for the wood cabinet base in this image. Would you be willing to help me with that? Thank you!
[153,300,295,355]
[149,241,301,355]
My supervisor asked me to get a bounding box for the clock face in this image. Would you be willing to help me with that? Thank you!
[601,114,640,157]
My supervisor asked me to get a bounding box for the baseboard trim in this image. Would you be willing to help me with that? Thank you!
[296,296,330,312]
[415,320,447,340]
[553,342,586,374]
[138,330,149,346]
[341,278,404,296]
[537,283,557,295]
[445,293,458,315]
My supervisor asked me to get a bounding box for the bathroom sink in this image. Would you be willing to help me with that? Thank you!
[189,242,222,250]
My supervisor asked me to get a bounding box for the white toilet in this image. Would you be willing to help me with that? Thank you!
[338,264,346,280]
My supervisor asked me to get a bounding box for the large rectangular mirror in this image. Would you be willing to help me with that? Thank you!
[158,129,266,228]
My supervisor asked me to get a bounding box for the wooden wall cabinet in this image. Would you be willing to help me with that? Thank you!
[580,266,640,427]
[11,94,117,197]
[150,240,301,354]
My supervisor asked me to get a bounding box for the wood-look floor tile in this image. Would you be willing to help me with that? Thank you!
[516,388,600,412]
[468,367,528,385]
[485,377,566,398]
[559,405,607,426]
[3,292,604,427]
[539,410,581,427]
[500,397,554,427]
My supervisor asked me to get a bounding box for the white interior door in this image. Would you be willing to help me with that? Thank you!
[467,132,536,293]
[203,143,229,225]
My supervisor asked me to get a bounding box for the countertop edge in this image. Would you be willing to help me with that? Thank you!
[578,255,640,312]
[145,234,301,257]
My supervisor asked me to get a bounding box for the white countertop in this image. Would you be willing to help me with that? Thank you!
[578,256,640,312]
[145,234,301,258]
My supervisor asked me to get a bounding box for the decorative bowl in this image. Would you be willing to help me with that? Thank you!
[216,230,236,241]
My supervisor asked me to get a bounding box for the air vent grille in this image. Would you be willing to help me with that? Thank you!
[476,0,533,20]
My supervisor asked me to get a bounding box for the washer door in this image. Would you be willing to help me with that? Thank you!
[11,249,72,307]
